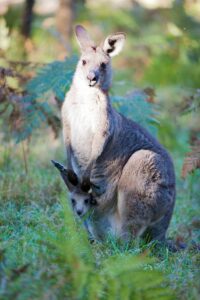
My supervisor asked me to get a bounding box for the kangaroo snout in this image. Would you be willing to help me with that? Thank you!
[76,209,83,216]
[87,71,99,86]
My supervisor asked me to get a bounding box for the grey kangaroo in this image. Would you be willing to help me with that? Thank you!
[61,25,176,243]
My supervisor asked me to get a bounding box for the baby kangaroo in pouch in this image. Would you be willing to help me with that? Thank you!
[51,160,97,218]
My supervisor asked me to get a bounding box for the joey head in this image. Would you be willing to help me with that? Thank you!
[51,160,97,218]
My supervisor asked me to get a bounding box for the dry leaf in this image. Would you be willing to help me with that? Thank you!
[181,140,200,178]
[143,87,156,103]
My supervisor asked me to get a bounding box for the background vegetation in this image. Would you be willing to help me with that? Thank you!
[0,0,199,299]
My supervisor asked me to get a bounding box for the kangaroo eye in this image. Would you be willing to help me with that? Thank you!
[82,60,87,66]
[71,199,76,206]
[101,62,106,69]
[84,199,89,204]
[90,198,97,205]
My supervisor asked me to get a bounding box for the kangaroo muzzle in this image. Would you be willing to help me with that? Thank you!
[87,71,99,86]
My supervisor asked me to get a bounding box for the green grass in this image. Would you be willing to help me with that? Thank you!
[0,133,199,300]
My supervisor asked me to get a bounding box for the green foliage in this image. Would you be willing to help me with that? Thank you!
[26,57,77,102]
[140,1,200,88]
[0,193,173,300]
[144,38,200,88]
[112,91,159,136]
[17,56,77,142]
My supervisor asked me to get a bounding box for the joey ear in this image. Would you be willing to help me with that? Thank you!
[75,25,95,51]
[103,33,126,57]
[81,178,91,193]
[51,160,78,190]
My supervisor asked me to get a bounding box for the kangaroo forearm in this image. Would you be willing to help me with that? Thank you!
[66,145,73,169]
[62,127,72,169]
[83,124,111,178]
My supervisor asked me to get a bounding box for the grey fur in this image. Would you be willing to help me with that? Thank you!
[61,25,175,242]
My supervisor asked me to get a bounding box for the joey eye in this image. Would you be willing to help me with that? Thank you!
[71,199,76,206]
[82,60,87,66]
[101,62,106,69]
[84,199,89,205]
[90,198,97,205]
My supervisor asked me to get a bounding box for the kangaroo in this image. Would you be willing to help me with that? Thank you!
[61,25,176,243]
[51,160,97,218]
[52,159,121,241]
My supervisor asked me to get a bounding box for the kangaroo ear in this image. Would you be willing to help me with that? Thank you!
[51,160,78,190]
[81,178,91,193]
[75,25,95,51]
[103,33,125,57]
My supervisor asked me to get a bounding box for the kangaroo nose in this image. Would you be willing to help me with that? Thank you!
[77,210,83,216]
[87,71,98,84]
[87,72,96,81]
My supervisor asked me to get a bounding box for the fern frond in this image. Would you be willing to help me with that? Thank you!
[112,89,159,136]
[15,57,77,142]
[26,56,77,101]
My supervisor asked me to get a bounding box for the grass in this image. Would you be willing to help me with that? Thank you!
[0,131,199,300]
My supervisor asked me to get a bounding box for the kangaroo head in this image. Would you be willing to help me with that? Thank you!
[74,25,126,92]
[51,160,97,217]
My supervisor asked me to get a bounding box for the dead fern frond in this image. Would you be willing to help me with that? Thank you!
[181,140,200,178]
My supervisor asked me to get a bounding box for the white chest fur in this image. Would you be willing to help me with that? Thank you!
[64,87,107,166]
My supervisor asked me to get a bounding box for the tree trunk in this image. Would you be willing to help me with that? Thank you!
[56,0,75,57]
[21,0,35,38]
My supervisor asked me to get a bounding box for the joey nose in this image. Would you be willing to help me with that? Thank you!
[77,210,83,216]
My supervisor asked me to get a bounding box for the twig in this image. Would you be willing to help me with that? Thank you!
[21,141,28,174]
